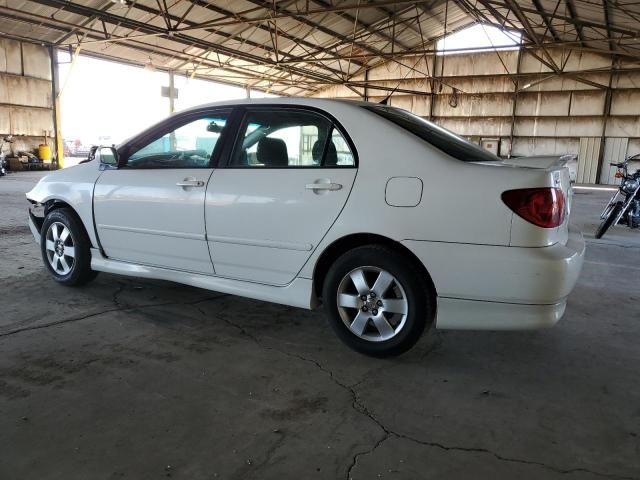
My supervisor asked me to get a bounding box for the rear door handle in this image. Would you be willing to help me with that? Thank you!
[305,182,342,191]
[176,179,205,188]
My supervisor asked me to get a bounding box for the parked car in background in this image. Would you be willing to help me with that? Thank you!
[26,99,585,356]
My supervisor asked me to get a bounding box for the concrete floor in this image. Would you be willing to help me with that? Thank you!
[1,171,639,480]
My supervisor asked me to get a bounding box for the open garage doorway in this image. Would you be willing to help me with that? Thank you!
[57,53,275,167]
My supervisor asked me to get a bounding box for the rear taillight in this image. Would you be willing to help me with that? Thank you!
[501,188,565,228]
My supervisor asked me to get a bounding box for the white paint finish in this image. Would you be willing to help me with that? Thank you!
[205,168,356,285]
[98,224,206,241]
[402,224,584,305]
[600,137,629,184]
[385,177,423,207]
[94,168,214,274]
[25,160,102,247]
[26,98,586,333]
[90,249,317,309]
[577,137,602,184]
[207,235,313,251]
[436,297,565,329]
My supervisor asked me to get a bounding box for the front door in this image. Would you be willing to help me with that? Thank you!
[93,110,231,274]
[205,106,358,285]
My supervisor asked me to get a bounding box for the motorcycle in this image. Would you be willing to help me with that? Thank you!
[0,135,14,176]
[595,153,640,239]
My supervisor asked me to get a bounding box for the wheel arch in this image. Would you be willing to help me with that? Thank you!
[43,198,74,216]
[312,233,437,301]
[41,199,96,249]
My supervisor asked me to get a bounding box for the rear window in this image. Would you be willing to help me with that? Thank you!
[363,105,500,162]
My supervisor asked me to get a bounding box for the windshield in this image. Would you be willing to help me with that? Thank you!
[363,105,500,162]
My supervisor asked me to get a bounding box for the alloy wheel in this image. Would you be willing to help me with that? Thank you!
[45,221,76,275]
[336,266,409,342]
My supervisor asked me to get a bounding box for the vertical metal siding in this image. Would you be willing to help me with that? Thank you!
[600,137,629,184]
[577,137,601,184]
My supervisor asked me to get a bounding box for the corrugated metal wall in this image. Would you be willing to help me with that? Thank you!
[577,137,601,184]
[313,48,639,184]
[601,137,629,184]
[0,39,54,157]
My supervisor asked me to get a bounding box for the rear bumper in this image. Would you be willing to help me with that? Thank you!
[436,297,566,330]
[402,223,585,329]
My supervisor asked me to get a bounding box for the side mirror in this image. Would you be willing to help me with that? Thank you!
[207,121,224,133]
[98,146,118,167]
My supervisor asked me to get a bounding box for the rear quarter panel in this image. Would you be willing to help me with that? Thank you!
[298,102,568,281]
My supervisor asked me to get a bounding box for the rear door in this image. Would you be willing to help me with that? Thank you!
[205,106,357,285]
[93,109,232,274]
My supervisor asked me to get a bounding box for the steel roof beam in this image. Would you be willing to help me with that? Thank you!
[565,0,586,46]
[27,0,344,86]
[531,0,561,42]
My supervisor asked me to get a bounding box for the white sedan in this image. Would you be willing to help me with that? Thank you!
[27,98,585,356]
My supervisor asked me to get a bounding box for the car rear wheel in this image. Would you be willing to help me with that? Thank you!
[41,208,97,286]
[322,245,434,357]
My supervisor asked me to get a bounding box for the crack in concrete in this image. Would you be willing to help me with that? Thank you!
[0,292,227,339]
[111,282,127,309]
[207,308,637,480]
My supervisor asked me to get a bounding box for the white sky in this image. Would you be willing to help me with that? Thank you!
[58,54,274,145]
[437,24,521,54]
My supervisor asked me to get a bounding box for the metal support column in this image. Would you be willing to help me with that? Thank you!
[508,49,522,159]
[49,46,63,169]
[168,70,176,114]
[595,59,616,184]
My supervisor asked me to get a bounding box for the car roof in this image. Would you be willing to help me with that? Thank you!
[177,97,375,115]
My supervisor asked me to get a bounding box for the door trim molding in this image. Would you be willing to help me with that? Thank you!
[207,234,313,251]
[98,224,206,241]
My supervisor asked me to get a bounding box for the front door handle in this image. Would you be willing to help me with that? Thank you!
[305,182,342,191]
[176,178,205,188]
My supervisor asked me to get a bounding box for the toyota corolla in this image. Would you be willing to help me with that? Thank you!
[26,98,585,356]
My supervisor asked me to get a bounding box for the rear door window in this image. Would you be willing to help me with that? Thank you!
[363,105,499,162]
[229,108,356,168]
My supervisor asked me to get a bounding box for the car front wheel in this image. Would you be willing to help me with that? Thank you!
[322,245,435,357]
[40,208,97,286]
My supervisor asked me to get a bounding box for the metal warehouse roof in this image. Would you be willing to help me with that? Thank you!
[2,0,639,96]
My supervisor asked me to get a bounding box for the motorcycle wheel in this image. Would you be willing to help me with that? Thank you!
[595,202,623,239]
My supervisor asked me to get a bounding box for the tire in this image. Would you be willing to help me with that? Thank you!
[595,202,622,239]
[40,208,98,286]
[322,245,435,357]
